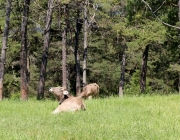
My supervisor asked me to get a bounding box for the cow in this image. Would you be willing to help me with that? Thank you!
[49,87,86,114]
[78,83,99,99]
[52,95,86,114]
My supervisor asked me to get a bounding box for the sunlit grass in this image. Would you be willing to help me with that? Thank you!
[1,95,180,139]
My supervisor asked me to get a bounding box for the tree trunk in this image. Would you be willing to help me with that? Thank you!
[75,10,81,95]
[62,5,68,89]
[20,0,30,100]
[178,0,180,21]
[0,0,12,100]
[178,72,180,94]
[62,29,67,88]
[178,0,180,94]
[37,0,53,100]
[140,45,149,93]
[83,0,88,87]
[119,45,126,97]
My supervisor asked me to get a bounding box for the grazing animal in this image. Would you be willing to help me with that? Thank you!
[78,83,99,99]
[49,87,86,114]
[49,86,67,102]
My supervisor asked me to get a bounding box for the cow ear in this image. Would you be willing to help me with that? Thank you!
[60,87,64,91]
[60,87,66,91]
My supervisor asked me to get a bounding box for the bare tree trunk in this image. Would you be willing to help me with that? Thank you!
[140,45,149,93]
[62,5,68,89]
[62,29,67,88]
[119,44,126,97]
[37,0,53,100]
[75,10,81,95]
[20,0,30,100]
[83,0,88,87]
[0,0,12,100]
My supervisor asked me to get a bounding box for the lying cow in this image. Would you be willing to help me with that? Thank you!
[49,87,86,114]
[78,83,99,99]
[52,96,86,114]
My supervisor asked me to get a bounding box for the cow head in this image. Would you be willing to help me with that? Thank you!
[49,86,66,101]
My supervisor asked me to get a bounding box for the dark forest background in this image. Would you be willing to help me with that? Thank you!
[0,0,180,100]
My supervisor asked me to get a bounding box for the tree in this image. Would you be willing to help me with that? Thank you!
[140,45,149,93]
[0,0,12,100]
[1,0,180,98]
[119,37,127,97]
[62,28,67,88]
[37,0,54,100]
[139,0,180,94]
[74,9,81,95]
[83,0,88,87]
[20,0,30,100]
[178,0,180,94]
[178,67,180,94]
[62,4,69,89]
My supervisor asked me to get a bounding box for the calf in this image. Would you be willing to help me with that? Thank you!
[78,83,99,99]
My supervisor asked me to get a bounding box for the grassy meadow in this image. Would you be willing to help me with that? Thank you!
[1,95,180,140]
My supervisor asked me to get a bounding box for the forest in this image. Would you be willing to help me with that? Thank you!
[0,0,180,100]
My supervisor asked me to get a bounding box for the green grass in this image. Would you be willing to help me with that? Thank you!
[1,95,180,140]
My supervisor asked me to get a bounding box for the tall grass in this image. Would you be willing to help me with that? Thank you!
[1,95,180,140]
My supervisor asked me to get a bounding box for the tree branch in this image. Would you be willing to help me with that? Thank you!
[141,0,180,30]
[154,1,166,13]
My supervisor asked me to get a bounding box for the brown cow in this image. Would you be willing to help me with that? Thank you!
[78,83,99,99]
[52,95,86,114]
[49,87,86,114]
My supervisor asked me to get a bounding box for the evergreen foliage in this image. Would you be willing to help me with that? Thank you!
[0,0,180,99]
